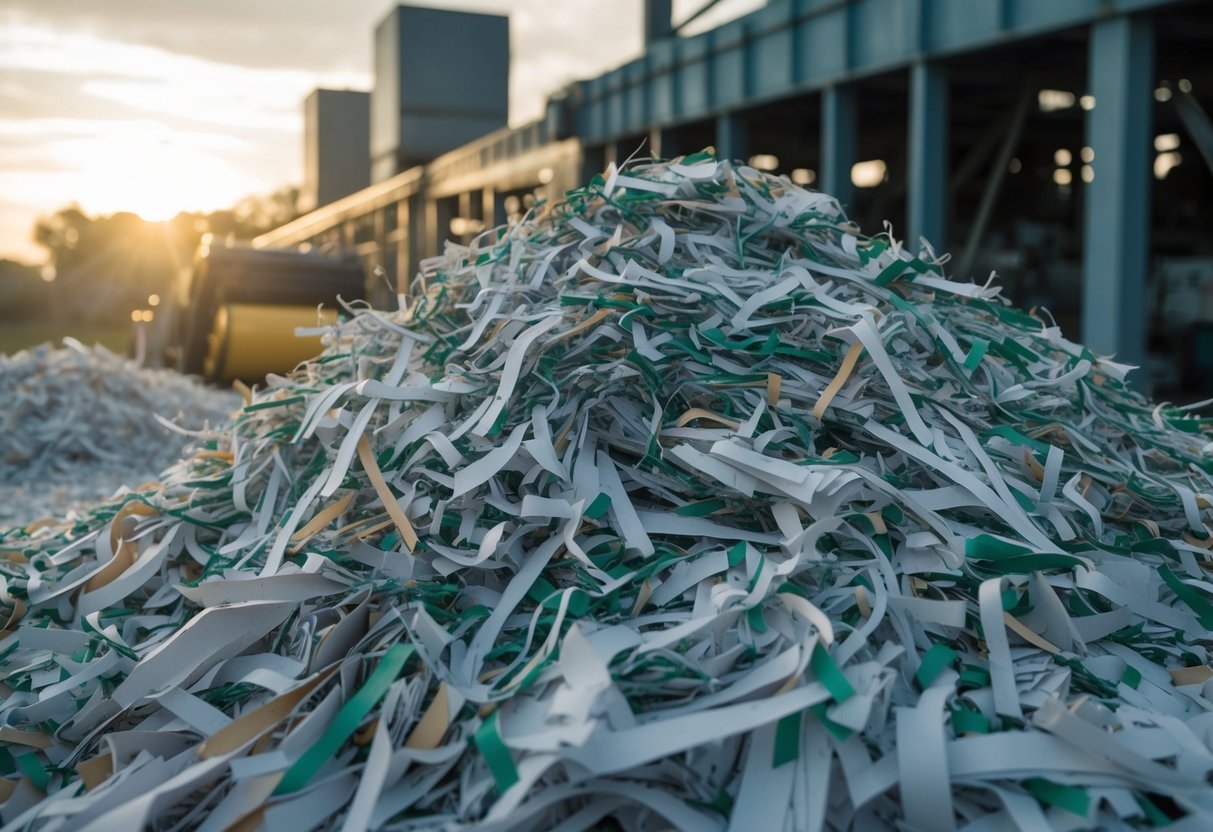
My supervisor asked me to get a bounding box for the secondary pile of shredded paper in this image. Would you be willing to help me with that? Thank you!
[5,154,1213,831]
[0,340,240,526]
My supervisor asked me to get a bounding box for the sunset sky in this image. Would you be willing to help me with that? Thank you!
[0,0,759,264]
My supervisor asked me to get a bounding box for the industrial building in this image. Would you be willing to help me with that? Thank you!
[299,89,371,213]
[255,0,1212,395]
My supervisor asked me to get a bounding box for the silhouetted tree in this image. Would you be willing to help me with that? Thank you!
[29,186,303,325]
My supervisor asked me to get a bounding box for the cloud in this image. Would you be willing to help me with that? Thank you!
[0,1,383,75]
[0,3,641,125]
[0,23,369,131]
[0,18,371,261]
[0,0,762,262]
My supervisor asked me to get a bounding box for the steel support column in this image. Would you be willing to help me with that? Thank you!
[582,144,607,183]
[483,187,503,229]
[907,61,948,251]
[396,199,410,297]
[1081,15,1154,375]
[820,85,856,209]
[457,191,472,235]
[423,199,439,263]
[373,208,386,261]
[715,113,748,163]
[409,192,426,289]
[652,127,680,160]
[371,208,389,308]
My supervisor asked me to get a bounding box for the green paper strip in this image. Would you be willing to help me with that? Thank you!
[980,553,1085,575]
[873,260,909,287]
[676,499,726,517]
[966,534,1032,559]
[1023,777,1091,816]
[915,643,957,688]
[808,702,852,741]
[727,541,747,567]
[951,706,989,735]
[15,751,49,792]
[963,338,989,372]
[1135,794,1174,826]
[474,709,520,792]
[809,643,855,703]
[982,425,1051,455]
[746,605,768,634]
[1159,564,1213,629]
[584,493,612,520]
[275,642,414,795]
[243,395,306,412]
[772,710,802,768]
[958,664,991,689]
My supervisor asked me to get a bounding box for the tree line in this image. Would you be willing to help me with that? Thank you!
[0,186,300,325]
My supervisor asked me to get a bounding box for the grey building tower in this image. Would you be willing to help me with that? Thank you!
[299,89,371,212]
[370,4,510,183]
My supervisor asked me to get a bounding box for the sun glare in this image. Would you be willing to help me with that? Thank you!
[0,21,370,254]
[67,134,256,221]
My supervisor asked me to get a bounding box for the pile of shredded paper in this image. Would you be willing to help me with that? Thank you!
[5,154,1213,831]
[0,339,239,526]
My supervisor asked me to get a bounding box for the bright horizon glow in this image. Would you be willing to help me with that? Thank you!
[65,134,255,221]
[0,20,366,261]
[0,1,764,263]
[0,119,269,228]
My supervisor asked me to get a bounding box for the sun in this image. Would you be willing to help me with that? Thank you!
[64,133,260,222]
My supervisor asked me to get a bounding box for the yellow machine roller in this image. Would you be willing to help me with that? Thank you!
[171,237,365,384]
[203,303,338,384]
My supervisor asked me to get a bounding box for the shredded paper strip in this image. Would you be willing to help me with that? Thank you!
[0,339,239,526]
[4,153,1213,830]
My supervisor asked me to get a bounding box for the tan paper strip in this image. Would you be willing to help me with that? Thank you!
[1170,665,1213,687]
[1003,612,1060,654]
[332,512,389,537]
[0,548,29,564]
[631,578,653,619]
[357,436,419,553]
[233,377,254,406]
[766,372,782,407]
[353,518,397,541]
[855,585,872,618]
[674,408,741,430]
[229,807,268,832]
[86,501,160,592]
[812,342,865,420]
[85,538,137,593]
[289,491,356,551]
[0,597,26,635]
[1023,448,1045,483]
[198,665,339,759]
[865,511,888,535]
[0,727,51,749]
[551,308,612,345]
[108,501,159,551]
[76,753,114,791]
[405,683,451,749]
